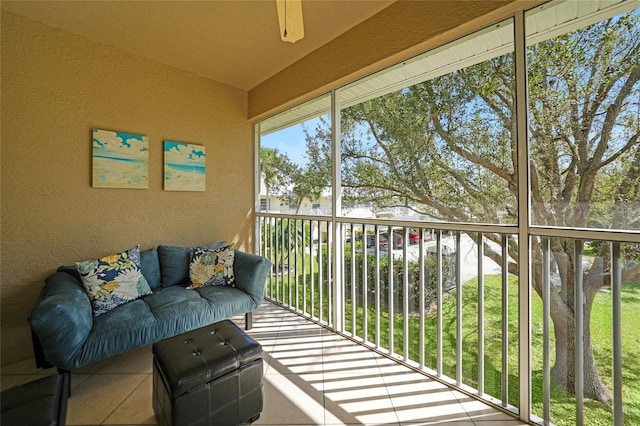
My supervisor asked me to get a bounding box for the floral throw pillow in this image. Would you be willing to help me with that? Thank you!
[76,246,153,316]
[187,245,235,289]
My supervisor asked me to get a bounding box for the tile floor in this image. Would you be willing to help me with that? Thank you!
[1,302,528,425]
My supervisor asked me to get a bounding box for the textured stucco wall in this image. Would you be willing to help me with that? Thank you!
[1,11,254,366]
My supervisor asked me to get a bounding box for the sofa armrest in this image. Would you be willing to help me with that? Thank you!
[29,272,93,369]
[233,251,271,306]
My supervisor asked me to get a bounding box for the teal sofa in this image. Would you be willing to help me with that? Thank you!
[28,244,270,371]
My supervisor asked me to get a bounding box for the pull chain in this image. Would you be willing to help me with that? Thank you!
[283,1,288,38]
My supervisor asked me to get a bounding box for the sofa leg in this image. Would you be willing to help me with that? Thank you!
[31,329,53,370]
[245,312,253,330]
[57,369,71,398]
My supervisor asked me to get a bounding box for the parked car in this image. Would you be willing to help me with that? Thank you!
[380,231,403,249]
[391,231,403,249]
[363,234,388,250]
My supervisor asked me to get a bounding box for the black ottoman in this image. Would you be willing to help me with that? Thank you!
[1,372,69,426]
[152,320,263,426]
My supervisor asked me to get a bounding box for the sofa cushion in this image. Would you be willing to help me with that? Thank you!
[80,298,159,366]
[195,286,257,316]
[186,245,235,289]
[157,241,227,287]
[142,286,204,312]
[140,248,161,290]
[144,288,217,331]
[76,246,153,316]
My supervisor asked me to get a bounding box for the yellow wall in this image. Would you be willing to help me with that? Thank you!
[1,11,254,366]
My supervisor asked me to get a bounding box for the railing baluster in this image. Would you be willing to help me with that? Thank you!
[574,240,584,426]
[388,226,394,356]
[276,218,280,302]
[351,224,356,336]
[276,218,280,301]
[403,226,409,362]
[272,217,275,301]
[340,222,346,333]
[319,220,324,323]
[311,220,316,319]
[419,227,425,369]
[436,230,443,376]
[501,234,510,408]
[257,216,262,257]
[363,222,368,343]
[327,221,333,326]
[295,219,299,311]
[375,224,381,349]
[281,218,285,302]
[612,241,623,426]
[542,236,551,425]
[456,231,463,386]
[282,219,287,303]
[261,217,266,297]
[283,219,287,303]
[288,219,292,307]
[478,232,485,396]
[302,220,307,315]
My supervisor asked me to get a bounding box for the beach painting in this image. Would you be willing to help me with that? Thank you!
[92,129,149,188]
[164,141,206,191]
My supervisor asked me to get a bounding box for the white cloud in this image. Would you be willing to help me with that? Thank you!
[93,129,147,160]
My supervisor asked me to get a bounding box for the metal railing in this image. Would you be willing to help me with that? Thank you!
[257,213,521,412]
[256,213,633,425]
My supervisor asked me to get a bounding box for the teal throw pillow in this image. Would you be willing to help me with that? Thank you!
[76,246,153,316]
[186,245,235,289]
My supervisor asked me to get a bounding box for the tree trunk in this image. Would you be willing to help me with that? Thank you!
[531,254,611,406]
[549,290,611,404]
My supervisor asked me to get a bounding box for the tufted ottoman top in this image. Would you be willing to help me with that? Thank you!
[152,320,262,397]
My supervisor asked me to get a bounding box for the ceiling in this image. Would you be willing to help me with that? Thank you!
[1,0,396,91]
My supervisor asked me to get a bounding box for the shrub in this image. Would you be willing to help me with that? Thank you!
[343,249,455,314]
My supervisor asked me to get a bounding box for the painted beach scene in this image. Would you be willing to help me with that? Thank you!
[164,141,206,191]
[92,129,149,188]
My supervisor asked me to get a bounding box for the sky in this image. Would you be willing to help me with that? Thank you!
[260,118,322,166]
[164,141,205,167]
[93,128,148,161]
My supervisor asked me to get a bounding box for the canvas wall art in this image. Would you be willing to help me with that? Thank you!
[92,129,149,188]
[163,141,206,191]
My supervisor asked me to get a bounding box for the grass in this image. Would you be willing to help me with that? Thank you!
[266,260,640,425]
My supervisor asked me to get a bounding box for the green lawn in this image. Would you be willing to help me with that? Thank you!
[267,266,640,425]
